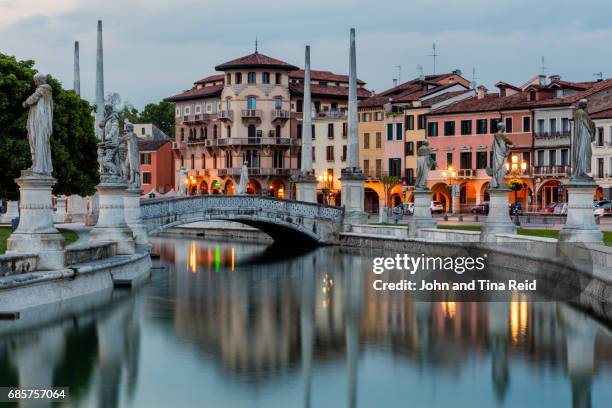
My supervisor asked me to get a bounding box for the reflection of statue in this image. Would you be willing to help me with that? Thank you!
[415,140,434,189]
[571,99,595,181]
[124,120,141,187]
[23,73,54,175]
[236,162,249,194]
[99,103,120,176]
[490,122,513,189]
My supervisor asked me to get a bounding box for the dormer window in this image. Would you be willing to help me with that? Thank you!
[248,72,256,84]
[529,89,536,101]
[262,72,270,84]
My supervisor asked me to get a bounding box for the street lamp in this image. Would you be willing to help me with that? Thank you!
[184,175,197,195]
[505,154,528,225]
[318,171,333,205]
[441,165,458,213]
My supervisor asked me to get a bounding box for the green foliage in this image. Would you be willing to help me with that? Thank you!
[0,53,99,199]
[507,178,524,192]
[139,101,175,136]
[380,175,400,207]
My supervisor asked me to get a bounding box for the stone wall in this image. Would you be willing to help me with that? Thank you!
[65,242,117,266]
[0,253,38,277]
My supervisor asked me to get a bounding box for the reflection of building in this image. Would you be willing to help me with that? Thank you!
[165,50,370,201]
[138,139,174,195]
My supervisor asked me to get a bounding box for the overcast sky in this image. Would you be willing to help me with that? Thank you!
[1,0,611,109]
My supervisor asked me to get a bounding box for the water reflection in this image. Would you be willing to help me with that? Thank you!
[0,237,611,408]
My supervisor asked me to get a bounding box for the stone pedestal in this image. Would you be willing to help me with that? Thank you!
[0,200,19,224]
[559,182,602,243]
[408,188,436,236]
[53,196,67,223]
[481,188,515,242]
[124,187,149,245]
[340,169,367,225]
[295,173,318,203]
[89,182,135,254]
[378,206,389,224]
[6,172,65,270]
[451,188,460,215]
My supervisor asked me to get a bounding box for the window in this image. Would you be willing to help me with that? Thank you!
[505,117,513,133]
[523,116,531,132]
[227,125,231,138]
[364,133,370,149]
[549,118,557,133]
[140,153,151,165]
[247,97,257,110]
[328,123,334,139]
[180,128,185,141]
[597,127,605,146]
[275,73,281,84]
[201,154,206,169]
[312,124,316,139]
[247,125,256,139]
[191,154,195,169]
[364,159,370,173]
[142,172,151,184]
[226,74,232,85]
[272,150,283,168]
[406,141,414,156]
[363,112,372,122]
[275,125,281,138]
[225,98,232,110]
[375,111,383,121]
[342,122,348,138]
[417,115,426,130]
[396,123,403,140]
[460,120,472,135]
[375,159,382,178]
[213,125,218,139]
[490,118,500,134]
[314,101,321,113]
[460,152,472,169]
[389,158,401,177]
[444,121,455,136]
[561,118,570,133]
[446,152,453,167]
[427,122,438,137]
[235,72,242,84]
[406,168,414,186]
[476,151,487,169]
[561,148,569,166]
[326,146,334,161]
[262,72,270,84]
[548,150,556,166]
[598,158,604,178]
[342,145,347,161]
[247,72,256,84]
[225,151,233,168]
[537,150,545,165]
[244,150,260,168]
[529,90,536,101]
[297,124,302,139]
[476,119,487,134]
[406,115,414,130]
[387,123,394,140]
[376,132,382,148]
[312,146,316,162]
[141,127,145,135]
[274,97,282,109]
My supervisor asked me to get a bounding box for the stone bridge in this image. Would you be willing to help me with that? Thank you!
[140,195,345,244]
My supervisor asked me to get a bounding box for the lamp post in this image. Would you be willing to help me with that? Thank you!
[442,165,458,214]
[184,176,197,196]
[505,154,528,225]
[318,171,333,205]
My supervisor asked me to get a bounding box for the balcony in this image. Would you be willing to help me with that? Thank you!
[535,131,571,139]
[215,137,292,147]
[272,109,290,121]
[217,167,298,177]
[183,114,210,125]
[364,168,385,180]
[219,110,234,121]
[456,169,474,178]
[316,110,346,119]
[532,165,571,177]
[241,109,262,119]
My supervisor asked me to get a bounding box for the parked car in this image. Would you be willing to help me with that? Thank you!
[509,203,523,216]
[471,202,489,215]
[430,201,444,214]
[553,202,568,214]
[540,202,557,213]
[594,200,611,208]
[594,202,612,216]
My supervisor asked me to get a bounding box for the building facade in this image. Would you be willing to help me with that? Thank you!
[139,139,174,195]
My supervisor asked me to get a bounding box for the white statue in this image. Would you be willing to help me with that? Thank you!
[236,162,249,194]
[490,122,513,189]
[178,168,187,196]
[415,140,434,190]
[571,99,595,181]
[99,102,121,176]
[23,73,54,175]
[124,120,141,187]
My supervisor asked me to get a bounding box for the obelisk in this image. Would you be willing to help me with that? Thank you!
[340,28,367,225]
[95,20,104,140]
[73,41,80,95]
[294,45,317,203]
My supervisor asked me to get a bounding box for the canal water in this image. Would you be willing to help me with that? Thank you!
[0,236,611,408]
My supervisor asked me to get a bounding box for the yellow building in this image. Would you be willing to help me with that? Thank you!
[357,106,385,213]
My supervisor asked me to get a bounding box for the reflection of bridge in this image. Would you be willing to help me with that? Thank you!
[141,195,344,244]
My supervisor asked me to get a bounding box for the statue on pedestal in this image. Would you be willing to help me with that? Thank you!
[123,120,141,188]
[236,162,249,195]
[571,99,595,182]
[98,102,121,178]
[23,73,54,176]
[415,140,434,190]
[490,122,513,189]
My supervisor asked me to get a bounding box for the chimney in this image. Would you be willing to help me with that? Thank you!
[392,78,398,87]
[549,74,561,82]
[477,85,487,100]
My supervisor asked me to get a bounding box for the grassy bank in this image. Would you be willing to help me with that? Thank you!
[438,224,612,246]
[0,227,79,254]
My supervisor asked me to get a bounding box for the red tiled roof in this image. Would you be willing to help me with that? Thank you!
[430,92,535,115]
[547,79,594,91]
[195,74,224,85]
[359,79,466,108]
[164,84,224,102]
[289,69,366,85]
[419,90,473,107]
[591,108,612,119]
[138,139,171,151]
[215,52,298,71]
[495,81,522,92]
[534,78,612,108]
[289,83,371,99]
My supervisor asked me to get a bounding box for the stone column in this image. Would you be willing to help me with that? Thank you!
[73,41,80,96]
[451,183,460,215]
[124,187,149,246]
[6,172,65,270]
[408,188,437,236]
[295,45,317,203]
[481,187,516,242]
[340,28,367,225]
[0,200,19,224]
[95,20,104,140]
[559,182,602,243]
[53,195,67,223]
[90,180,135,255]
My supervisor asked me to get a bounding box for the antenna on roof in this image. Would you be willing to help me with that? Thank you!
[471,67,477,90]
[593,72,603,81]
[428,43,438,74]
[395,65,402,85]
[255,36,258,53]
[540,56,547,76]
[416,64,424,81]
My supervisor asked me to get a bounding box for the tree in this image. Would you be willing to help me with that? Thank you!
[0,53,99,200]
[380,175,400,209]
[507,178,523,204]
[139,101,175,136]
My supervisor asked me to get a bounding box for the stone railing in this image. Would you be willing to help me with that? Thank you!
[0,252,38,277]
[65,242,117,266]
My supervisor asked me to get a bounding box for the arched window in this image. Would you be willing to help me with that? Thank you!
[202,154,206,169]
[248,125,256,139]
[225,151,233,168]
[296,99,303,113]
[213,125,218,139]
[191,154,195,169]
[212,153,217,169]
[262,72,270,84]
[200,127,204,138]
[204,127,208,139]
[247,97,257,110]
[180,155,184,168]
[248,72,256,84]
[274,97,282,109]
[225,98,232,110]
[180,127,185,140]
[227,125,231,138]
[226,73,231,85]
[275,125,281,138]
[297,124,302,139]
[235,72,242,84]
